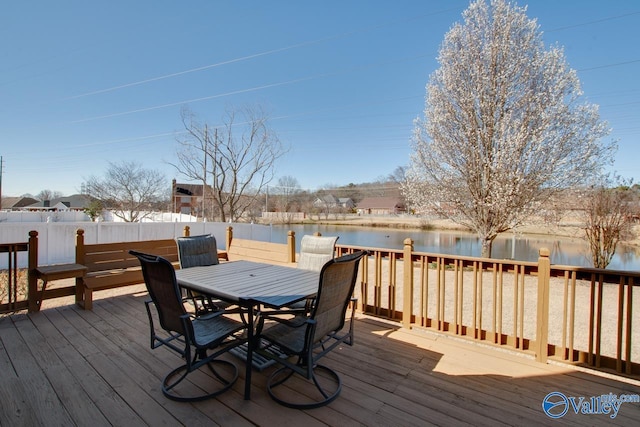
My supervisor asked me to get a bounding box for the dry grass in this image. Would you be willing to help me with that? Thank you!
[0,268,28,305]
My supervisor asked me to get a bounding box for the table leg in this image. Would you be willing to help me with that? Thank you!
[244,304,254,400]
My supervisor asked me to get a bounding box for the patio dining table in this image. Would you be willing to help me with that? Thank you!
[175,260,319,400]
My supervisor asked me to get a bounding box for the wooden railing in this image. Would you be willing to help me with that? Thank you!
[336,239,639,377]
[2,228,637,377]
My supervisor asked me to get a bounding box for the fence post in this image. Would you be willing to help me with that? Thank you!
[287,231,296,263]
[536,248,551,363]
[27,230,39,313]
[403,238,414,328]
[226,226,233,251]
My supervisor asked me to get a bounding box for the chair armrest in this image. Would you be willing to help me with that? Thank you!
[196,310,225,321]
[256,312,313,336]
[261,313,310,328]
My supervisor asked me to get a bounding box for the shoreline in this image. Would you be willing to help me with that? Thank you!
[257,215,640,248]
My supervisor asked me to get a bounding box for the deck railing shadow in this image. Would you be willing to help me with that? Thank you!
[5,291,639,425]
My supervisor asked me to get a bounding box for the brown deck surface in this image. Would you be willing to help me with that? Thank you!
[1,284,639,426]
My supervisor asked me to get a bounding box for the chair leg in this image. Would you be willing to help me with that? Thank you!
[162,359,239,402]
[266,364,342,409]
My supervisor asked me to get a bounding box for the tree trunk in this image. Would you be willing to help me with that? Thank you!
[481,236,494,258]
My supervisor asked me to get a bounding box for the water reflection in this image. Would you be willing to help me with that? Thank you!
[268,224,640,271]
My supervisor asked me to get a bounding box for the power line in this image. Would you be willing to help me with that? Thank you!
[69,52,432,124]
[578,59,640,72]
[547,11,640,32]
[63,6,461,101]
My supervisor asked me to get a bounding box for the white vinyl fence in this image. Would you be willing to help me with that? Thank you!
[0,221,276,269]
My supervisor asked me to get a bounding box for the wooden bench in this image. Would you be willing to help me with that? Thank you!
[25,230,87,313]
[225,227,296,265]
[75,229,180,310]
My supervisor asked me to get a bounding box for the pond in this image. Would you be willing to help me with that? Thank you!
[264,224,640,271]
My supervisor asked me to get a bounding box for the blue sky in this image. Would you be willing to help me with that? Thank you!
[1,0,639,197]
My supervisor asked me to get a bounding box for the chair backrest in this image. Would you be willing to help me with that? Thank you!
[297,235,339,272]
[130,250,186,335]
[310,251,366,340]
[176,234,219,268]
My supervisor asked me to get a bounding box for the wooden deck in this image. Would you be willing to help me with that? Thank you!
[2,285,640,426]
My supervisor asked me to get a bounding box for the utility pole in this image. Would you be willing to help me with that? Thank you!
[212,128,219,221]
[0,156,3,210]
[203,125,208,221]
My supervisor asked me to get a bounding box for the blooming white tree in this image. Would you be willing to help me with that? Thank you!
[403,0,614,257]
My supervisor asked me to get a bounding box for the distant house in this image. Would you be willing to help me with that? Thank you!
[356,197,406,215]
[25,194,92,211]
[1,196,38,210]
[338,197,355,210]
[172,179,205,216]
[313,194,354,210]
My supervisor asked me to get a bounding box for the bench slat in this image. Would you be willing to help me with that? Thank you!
[84,269,144,289]
[227,238,289,263]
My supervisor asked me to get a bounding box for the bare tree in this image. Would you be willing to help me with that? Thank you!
[274,176,301,211]
[583,177,635,269]
[402,0,614,258]
[388,166,407,185]
[36,189,64,201]
[171,105,287,222]
[85,161,167,222]
[269,176,302,222]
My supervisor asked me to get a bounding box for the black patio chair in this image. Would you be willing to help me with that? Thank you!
[130,250,246,402]
[255,250,367,409]
[176,234,228,315]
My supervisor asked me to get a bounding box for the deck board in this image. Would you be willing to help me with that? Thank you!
[1,285,639,426]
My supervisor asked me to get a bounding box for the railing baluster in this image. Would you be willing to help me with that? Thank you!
[518,266,525,350]
[513,265,519,349]
[568,271,577,361]
[588,274,596,365]
[616,277,625,372]
[625,280,633,374]
[595,273,604,368]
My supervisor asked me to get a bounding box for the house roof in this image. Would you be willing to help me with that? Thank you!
[356,197,405,209]
[1,196,39,210]
[174,183,204,197]
[26,194,92,210]
[317,194,340,204]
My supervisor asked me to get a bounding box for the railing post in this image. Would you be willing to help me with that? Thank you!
[226,226,233,251]
[403,238,414,328]
[183,225,190,237]
[536,248,551,363]
[75,229,85,306]
[287,231,296,263]
[27,230,39,313]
